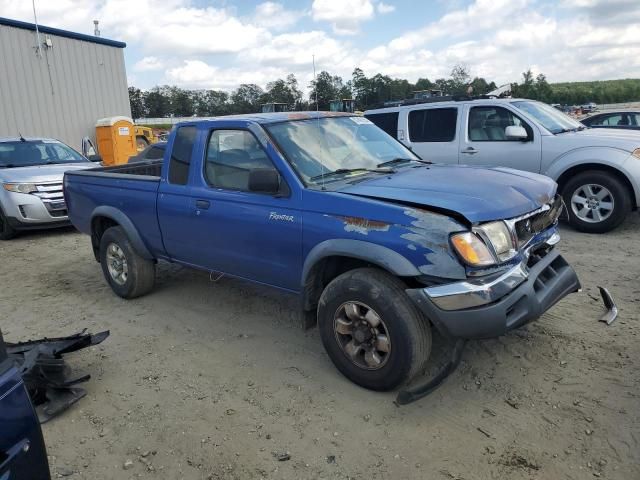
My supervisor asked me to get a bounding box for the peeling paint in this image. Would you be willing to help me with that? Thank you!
[336,216,391,236]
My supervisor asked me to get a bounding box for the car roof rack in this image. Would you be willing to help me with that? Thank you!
[375,94,504,109]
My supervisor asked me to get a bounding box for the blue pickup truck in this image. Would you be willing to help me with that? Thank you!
[64,112,580,391]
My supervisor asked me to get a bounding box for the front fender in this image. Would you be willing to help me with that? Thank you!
[544,146,631,180]
[302,238,422,284]
[91,206,154,260]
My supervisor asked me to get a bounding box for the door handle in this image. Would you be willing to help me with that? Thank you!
[461,147,478,154]
[195,200,210,210]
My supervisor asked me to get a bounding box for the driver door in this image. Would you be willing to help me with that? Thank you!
[459,105,542,173]
[183,128,302,291]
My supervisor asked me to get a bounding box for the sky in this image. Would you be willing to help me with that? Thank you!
[2,0,640,93]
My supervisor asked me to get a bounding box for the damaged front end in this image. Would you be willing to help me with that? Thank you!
[6,329,109,423]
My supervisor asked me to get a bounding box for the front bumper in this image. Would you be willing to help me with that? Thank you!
[407,248,580,339]
[2,187,69,228]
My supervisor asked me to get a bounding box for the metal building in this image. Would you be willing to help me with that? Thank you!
[0,17,130,151]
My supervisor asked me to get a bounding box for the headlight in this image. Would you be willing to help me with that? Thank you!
[632,148,640,159]
[450,232,495,266]
[476,221,517,262]
[3,183,37,194]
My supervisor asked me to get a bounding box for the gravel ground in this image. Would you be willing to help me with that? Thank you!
[1,216,638,480]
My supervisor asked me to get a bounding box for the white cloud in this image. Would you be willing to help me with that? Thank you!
[377,2,395,14]
[251,2,304,30]
[133,56,164,72]
[311,0,375,35]
[1,0,640,92]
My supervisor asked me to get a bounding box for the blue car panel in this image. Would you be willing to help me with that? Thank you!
[0,331,50,480]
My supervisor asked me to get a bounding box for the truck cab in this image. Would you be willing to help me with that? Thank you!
[365,99,640,233]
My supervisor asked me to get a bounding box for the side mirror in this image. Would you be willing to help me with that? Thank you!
[87,154,102,163]
[248,168,282,194]
[505,125,528,141]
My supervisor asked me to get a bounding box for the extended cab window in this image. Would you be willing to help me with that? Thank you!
[468,107,530,141]
[204,130,274,191]
[168,126,197,185]
[409,108,457,142]
[365,112,399,137]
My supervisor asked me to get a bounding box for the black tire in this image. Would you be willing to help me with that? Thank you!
[99,226,155,298]
[0,209,17,240]
[561,170,631,233]
[318,268,431,391]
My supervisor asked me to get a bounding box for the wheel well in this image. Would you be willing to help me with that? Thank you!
[556,164,637,210]
[302,256,412,312]
[91,216,119,261]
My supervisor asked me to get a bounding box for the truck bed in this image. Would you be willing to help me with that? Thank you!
[73,159,163,179]
[64,160,165,256]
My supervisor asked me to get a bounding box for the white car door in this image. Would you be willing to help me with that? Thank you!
[458,104,542,173]
[404,106,460,164]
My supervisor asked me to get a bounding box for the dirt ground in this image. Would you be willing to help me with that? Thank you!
[1,216,639,480]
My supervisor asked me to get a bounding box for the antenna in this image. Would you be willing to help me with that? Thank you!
[93,20,101,37]
[312,54,325,190]
[32,0,42,58]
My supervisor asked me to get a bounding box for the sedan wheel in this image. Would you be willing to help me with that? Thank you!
[570,183,614,223]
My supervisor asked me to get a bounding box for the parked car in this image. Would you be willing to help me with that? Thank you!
[0,138,94,240]
[0,328,51,479]
[581,111,640,131]
[581,102,597,113]
[64,112,580,391]
[128,142,167,163]
[365,99,640,233]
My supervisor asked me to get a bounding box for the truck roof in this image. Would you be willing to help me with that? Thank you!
[175,111,355,128]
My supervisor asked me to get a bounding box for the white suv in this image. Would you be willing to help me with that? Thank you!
[365,98,640,233]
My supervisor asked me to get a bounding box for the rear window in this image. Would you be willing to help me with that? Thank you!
[365,112,399,137]
[409,108,458,142]
[168,127,196,185]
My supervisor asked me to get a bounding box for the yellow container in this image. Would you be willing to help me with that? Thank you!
[95,116,137,166]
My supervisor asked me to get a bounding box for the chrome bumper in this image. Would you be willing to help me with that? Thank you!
[425,232,561,311]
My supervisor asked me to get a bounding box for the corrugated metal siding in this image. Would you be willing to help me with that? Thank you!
[0,24,130,151]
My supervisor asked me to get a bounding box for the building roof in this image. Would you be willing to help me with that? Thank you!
[0,17,126,48]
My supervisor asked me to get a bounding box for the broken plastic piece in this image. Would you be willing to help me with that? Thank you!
[6,329,109,423]
[598,286,618,325]
[396,339,466,405]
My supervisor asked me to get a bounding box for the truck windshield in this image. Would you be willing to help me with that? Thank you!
[266,116,420,185]
[0,140,89,168]
[512,101,584,134]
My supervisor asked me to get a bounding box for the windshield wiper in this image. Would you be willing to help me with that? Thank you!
[377,157,430,168]
[0,164,15,168]
[310,167,391,182]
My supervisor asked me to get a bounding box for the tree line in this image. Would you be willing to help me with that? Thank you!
[128,65,640,119]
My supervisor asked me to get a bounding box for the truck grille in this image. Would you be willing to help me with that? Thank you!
[32,182,67,216]
[514,196,563,247]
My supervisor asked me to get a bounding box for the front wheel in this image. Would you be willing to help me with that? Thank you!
[0,209,17,240]
[99,226,155,298]
[318,268,431,391]
[562,170,631,233]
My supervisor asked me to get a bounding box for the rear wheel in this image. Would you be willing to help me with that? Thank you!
[0,209,17,240]
[562,170,631,233]
[99,226,155,298]
[318,268,431,391]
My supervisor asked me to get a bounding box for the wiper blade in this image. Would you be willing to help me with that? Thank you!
[377,158,413,168]
[310,167,391,182]
[0,164,15,168]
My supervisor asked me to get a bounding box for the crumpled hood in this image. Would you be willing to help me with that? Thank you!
[338,164,557,223]
[0,162,92,184]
